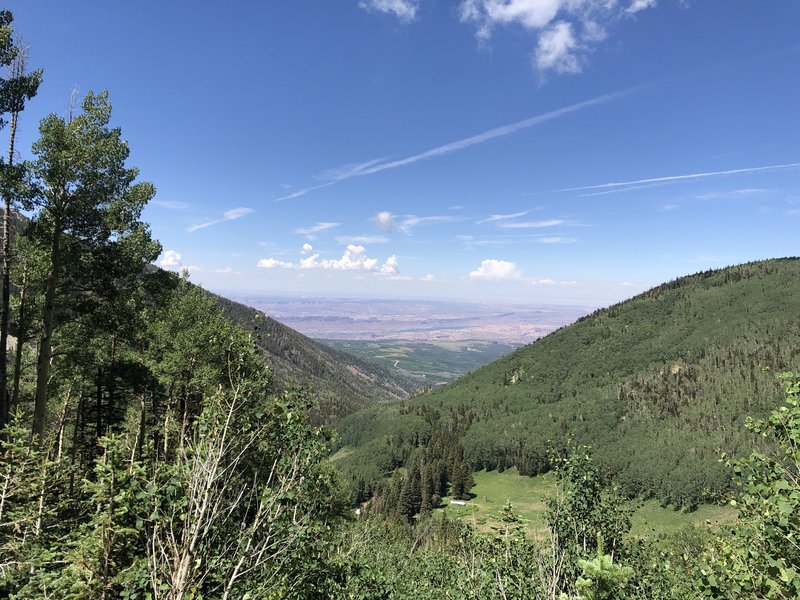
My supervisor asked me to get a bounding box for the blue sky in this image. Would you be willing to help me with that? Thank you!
[6,1,800,305]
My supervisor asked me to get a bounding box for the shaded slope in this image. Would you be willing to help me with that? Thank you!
[335,258,800,507]
[214,294,421,422]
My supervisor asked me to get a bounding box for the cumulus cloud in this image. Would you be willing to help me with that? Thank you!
[420,274,436,282]
[534,21,581,74]
[301,243,314,254]
[159,250,182,268]
[257,258,293,269]
[258,245,400,275]
[158,250,200,273]
[359,0,419,21]
[469,259,520,281]
[187,207,254,233]
[459,0,658,76]
[375,211,396,231]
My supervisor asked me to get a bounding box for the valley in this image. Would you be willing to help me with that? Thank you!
[226,294,592,345]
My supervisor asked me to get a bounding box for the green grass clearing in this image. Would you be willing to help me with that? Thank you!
[436,468,736,538]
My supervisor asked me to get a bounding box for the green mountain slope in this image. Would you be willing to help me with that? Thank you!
[214,294,421,422]
[334,258,800,507]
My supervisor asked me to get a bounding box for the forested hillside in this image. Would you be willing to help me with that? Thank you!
[214,294,420,422]
[335,258,800,509]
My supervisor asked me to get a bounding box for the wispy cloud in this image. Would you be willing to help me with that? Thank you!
[187,207,254,233]
[539,236,575,244]
[556,163,800,195]
[398,215,459,234]
[476,210,529,224]
[274,89,632,202]
[359,0,419,22]
[294,222,341,239]
[152,199,188,210]
[694,188,772,201]
[498,219,564,229]
[336,235,389,245]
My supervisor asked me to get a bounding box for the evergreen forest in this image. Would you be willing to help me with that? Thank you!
[0,10,799,599]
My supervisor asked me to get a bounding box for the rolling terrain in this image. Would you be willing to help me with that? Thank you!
[334,258,800,508]
[213,294,421,422]
[316,339,517,386]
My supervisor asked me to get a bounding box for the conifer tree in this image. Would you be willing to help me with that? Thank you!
[0,11,41,430]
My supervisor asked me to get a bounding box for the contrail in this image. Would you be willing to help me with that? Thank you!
[556,162,800,193]
[274,87,637,202]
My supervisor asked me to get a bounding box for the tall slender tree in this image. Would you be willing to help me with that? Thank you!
[0,12,41,430]
[28,91,159,442]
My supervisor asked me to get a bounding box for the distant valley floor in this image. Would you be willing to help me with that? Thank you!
[225,295,592,345]
[224,295,592,385]
[317,339,517,386]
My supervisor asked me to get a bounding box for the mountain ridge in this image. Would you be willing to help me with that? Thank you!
[334,257,800,508]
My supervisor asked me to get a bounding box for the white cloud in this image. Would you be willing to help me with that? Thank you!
[476,210,529,224]
[187,206,254,233]
[499,219,564,228]
[627,0,656,14]
[302,243,314,254]
[539,236,575,243]
[298,254,321,269]
[459,0,658,76]
[533,278,556,285]
[359,0,419,21]
[213,267,235,274]
[380,254,399,274]
[469,259,520,280]
[157,250,200,273]
[223,207,253,220]
[557,163,800,195]
[152,199,188,210]
[273,90,630,202]
[398,214,458,233]
[320,245,379,271]
[294,222,341,239]
[159,250,183,268]
[257,258,293,269]
[258,245,400,275]
[375,211,396,231]
[420,274,436,282]
[317,158,387,181]
[534,21,581,74]
[337,235,389,245]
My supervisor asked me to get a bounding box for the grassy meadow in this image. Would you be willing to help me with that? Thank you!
[437,468,737,537]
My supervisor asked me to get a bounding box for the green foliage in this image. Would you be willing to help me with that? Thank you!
[699,373,800,599]
[575,535,634,600]
[336,259,800,507]
[215,294,420,424]
[319,338,516,386]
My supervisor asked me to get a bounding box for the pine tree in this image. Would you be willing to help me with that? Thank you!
[0,11,41,430]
